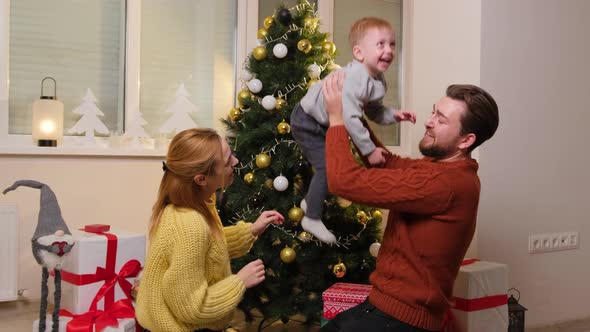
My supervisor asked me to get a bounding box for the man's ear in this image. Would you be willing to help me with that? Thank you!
[193,174,207,187]
[458,133,476,151]
[352,45,364,62]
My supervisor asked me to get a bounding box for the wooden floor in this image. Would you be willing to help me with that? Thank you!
[0,299,320,332]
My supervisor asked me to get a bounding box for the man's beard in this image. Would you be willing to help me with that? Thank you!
[419,138,452,158]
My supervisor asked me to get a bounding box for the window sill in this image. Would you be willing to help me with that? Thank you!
[0,135,168,157]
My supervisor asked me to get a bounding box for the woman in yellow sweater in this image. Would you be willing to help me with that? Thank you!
[136,128,284,332]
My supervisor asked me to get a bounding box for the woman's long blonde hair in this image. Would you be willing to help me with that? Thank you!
[149,128,223,238]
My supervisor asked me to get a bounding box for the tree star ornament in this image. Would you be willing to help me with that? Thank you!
[273,43,288,58]
[280,246,296,263]
[255,153,271,168]
[273,175,289,191]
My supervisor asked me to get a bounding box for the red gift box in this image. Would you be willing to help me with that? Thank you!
[322,282,372,319]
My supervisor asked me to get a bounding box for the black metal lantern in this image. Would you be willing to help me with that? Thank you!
[508,288,527,332]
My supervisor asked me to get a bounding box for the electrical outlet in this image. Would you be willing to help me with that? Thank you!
[528,231,580,254]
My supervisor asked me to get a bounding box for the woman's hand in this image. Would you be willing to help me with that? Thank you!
[251,210,284,236]
[236,259,265,288]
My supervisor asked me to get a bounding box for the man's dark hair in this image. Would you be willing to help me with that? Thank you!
[446,84,499,152]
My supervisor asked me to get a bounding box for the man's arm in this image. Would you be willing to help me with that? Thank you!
[322,73,453,213]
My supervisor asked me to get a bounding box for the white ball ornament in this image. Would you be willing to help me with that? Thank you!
[262,95,277,110]
[247,79,263,93]
[307,63,321,79]
[273,43,288,58]
[241,69,253,82]
[369,242,381,257]
[273,175,289,191]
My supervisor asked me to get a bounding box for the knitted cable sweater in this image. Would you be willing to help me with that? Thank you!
[326,126,480,331]
[136,199,256,332]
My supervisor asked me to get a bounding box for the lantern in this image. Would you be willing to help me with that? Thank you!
[32,77,64,147]
[508,288,527,332]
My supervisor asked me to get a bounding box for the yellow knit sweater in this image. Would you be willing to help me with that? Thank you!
[136,199,256,332]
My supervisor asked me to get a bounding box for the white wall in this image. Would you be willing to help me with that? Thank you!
[479,0,590,328]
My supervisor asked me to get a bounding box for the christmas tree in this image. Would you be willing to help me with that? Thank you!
[219,0,383,327]
[68,88,109,142]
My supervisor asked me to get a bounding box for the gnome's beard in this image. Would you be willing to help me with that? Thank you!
[36,234,74,270]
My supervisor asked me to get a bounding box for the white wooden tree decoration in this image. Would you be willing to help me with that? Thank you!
[159,83,198,135]
[68,88,109,144]
[124,111,150,148]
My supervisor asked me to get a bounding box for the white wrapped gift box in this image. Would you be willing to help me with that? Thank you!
[59,226,145,315]
[450,259,509,332]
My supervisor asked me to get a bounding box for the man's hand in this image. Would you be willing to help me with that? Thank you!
[393,110,417,124]
[367,147,389,167]
[323,71,346,126]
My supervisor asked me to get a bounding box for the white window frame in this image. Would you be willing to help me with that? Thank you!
[0,0,412,157]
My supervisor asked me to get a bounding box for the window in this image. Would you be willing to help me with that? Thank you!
[0,0,237,154]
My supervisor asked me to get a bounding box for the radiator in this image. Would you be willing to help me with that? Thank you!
[0,204,18,301]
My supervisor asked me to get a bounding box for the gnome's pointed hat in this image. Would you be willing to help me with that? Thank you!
[3,180,71,241]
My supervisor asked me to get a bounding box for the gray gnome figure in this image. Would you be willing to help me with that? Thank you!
[3,180,74,332]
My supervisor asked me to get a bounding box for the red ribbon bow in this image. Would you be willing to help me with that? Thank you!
[60,299,135,332]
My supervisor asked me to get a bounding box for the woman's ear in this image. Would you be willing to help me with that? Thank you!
[193,174,207,187]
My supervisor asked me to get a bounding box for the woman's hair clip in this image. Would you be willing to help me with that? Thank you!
[162,161,168,172]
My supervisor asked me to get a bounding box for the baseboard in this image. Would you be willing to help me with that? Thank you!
[527,316,590,332]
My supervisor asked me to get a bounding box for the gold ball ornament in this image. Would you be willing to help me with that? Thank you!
[257,28,268,39]
[298,231,312,242]
[280,246,296,264]
[337,196,352,208]
[322,41,337,56]
[356,210,368,224]
[288,207,304,222]
[297,39,312,54]
[229,107,242,121]
[371,209,383,223]
[327,62,341,73]
[255,153,271,168]
[303,16,318,30]
[277,120,291,135]
[263,16,274,29]
[307,78,319,89]
[265,178,274,189]
[308,292,318,301]
[293,174,304,191]
[244,172,255,184]
[332,262,347,278]
[275,97,287,110]
[253,46,267,60]
[237,90,252,104]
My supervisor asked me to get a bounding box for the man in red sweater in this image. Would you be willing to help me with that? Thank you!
[321,72,499,332]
